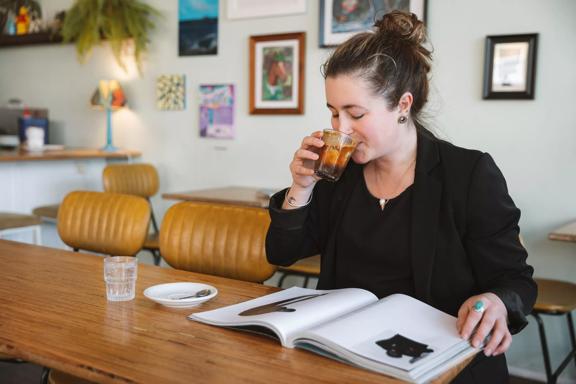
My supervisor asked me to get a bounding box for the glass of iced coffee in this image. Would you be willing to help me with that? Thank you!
[314,129,357,182]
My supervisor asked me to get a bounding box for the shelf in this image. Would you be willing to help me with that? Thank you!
[0,32,64,47]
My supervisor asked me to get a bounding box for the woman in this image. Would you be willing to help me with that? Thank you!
[265,11,536,383]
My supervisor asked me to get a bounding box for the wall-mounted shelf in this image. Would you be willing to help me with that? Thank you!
[0,32,64,47]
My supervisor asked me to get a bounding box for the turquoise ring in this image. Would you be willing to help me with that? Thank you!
[473,300,485,313]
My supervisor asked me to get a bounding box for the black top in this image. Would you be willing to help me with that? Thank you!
[267,132,536,381]
[335,175,414,298]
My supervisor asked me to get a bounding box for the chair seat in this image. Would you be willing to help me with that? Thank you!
[48,370,95,384]
[533,278,576,313]
[0,212,41,230]
[32,204,60,221]
[143,232,159,249]
[278,255,321,276]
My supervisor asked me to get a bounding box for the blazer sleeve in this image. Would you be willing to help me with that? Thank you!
[265,188,322,267]
[464,153,537,334]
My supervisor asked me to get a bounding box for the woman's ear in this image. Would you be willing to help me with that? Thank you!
[398,92,414,113]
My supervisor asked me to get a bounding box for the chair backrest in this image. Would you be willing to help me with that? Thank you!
[159,202,276,283]
[57,191,150,256]
[102,163,159,198]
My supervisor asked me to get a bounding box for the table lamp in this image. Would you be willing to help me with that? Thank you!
[91,80,127,152]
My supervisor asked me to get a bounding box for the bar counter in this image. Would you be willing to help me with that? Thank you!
[0,147,140,162]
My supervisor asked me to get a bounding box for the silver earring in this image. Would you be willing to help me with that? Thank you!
[398,115,407,124]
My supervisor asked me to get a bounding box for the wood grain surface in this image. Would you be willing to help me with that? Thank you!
[0,240,470,383]
[0,148,140,162]
[162,186,271,208]
[549,221,576,242]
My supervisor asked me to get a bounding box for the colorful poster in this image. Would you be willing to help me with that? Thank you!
[199,84,235,139]
[179,0,219,56]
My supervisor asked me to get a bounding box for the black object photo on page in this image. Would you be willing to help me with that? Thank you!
[376,334,434,364]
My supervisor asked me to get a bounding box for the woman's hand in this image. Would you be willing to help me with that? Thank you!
[456,292,511,357]
[289,131,324,190]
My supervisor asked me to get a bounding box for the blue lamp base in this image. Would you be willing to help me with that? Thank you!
[101,107,118,152]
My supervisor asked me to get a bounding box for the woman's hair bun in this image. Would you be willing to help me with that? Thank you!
[373,10,426,46]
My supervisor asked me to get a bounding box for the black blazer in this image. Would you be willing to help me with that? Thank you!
[266,131,536,382]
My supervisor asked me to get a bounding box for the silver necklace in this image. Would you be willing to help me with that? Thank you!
[375,157,416,211]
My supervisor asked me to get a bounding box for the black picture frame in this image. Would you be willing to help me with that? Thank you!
[483,34,538,100]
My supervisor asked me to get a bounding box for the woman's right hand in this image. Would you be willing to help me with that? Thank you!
[289,131,324,190]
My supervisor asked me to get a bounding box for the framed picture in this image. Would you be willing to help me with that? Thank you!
[249,32,306,115]
[228,0,307,20]
[199,84,235,139]
[179,0,218,56]
[156,75,186,111]
[483,34,538,100]
[319,0,427,47]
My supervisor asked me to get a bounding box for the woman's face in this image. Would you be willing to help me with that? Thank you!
[325,74,407,164]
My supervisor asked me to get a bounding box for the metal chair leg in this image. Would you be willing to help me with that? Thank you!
[532,313,554,383]
[568,312,576,367]
[41,366,50,384]
[277,272,288,288]
[303,276,309,288]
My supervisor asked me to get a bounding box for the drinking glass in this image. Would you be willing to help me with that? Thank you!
[103,256,138,301]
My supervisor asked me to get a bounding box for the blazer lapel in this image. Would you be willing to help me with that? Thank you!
[411,133,442,303]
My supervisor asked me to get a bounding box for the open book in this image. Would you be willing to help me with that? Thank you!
[190,287,478,383]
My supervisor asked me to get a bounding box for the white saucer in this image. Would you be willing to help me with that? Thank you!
[144,282,218,308]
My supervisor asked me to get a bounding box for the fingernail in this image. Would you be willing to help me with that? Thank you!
[472,340,479,348]
[484,349,491,356]
[461,333,468,339]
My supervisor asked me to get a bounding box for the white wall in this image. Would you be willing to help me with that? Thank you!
[1,0,575,380]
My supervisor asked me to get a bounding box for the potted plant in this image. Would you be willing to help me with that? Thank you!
[61,0,160,74]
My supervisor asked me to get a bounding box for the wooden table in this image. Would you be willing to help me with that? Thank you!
[0,240,470,383]
[549,221,576,242]
[162,186,274,208]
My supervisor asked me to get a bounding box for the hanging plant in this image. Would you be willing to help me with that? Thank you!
[61,0,160,74]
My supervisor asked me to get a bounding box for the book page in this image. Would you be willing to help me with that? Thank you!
[190,286,377,347]
[294,294,473,374]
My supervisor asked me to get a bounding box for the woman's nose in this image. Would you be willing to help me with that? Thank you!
[334,118,353,135]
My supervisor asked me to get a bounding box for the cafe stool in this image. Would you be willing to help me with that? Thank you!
[32,204,60,223]
[0,212,42,244]
[531,278,576,384]
[277,254,321,288]
[103,163,162,265]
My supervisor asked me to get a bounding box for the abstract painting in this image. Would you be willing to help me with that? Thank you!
[179,0,219,56]
[156,74,186,110]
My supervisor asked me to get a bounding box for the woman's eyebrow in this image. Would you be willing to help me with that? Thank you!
[326,103,366,110]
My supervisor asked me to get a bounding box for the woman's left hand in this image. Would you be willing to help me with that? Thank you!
[456,292,511,357]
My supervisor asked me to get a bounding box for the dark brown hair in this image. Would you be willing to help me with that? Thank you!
[322,11,432,128]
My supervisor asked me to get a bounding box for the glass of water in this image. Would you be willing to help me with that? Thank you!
[104,256,138,301]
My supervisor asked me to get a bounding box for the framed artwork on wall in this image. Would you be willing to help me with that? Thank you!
[156,75,186,110]
[249,32,306,115]
[228,0,307,20]
[179,0,219,56]
[199,84,235,139]
[319,0,427,47]
[483,34,538,100]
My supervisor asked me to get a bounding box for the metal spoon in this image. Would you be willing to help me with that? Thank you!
[176,289,212,300]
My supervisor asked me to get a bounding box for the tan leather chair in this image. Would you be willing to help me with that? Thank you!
[57,191,150,256]
[102,163,161,265]
[47,191,150,384]
[160,202,276,283]
[277,255,321,288]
